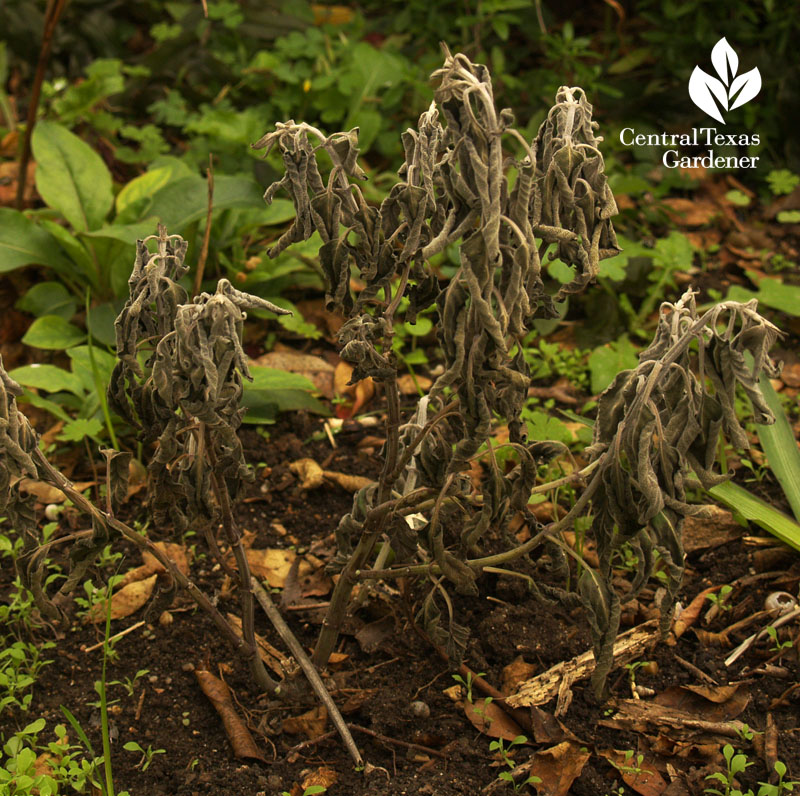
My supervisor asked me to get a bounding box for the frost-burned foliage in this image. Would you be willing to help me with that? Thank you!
[256,48,622,667]
[0,359,39,541]
[109,226,290,532]
[579,290,781,693]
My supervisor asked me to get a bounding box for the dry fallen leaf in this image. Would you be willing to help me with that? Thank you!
[118,542,190,587]
[282,705,328,739]
[661,197,719,227]
[396,373,432,395]
[87,574,157,622]
[530,741,591,796]
[245,548,312,589]
[301,766,339,791]
[654,684,750,721]
[290,458,325,488]
[333,361,375,417]
[463,698,525,741]
[600,749,668,796]
[195,669,265,762]
[323,470,373,492]
[501,656,537,696]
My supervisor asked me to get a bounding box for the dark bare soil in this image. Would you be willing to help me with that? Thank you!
[2,413,799,796]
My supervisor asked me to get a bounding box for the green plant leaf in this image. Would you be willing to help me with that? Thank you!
[21,315,86,349]
[67,346,117,393]
[754,373,800,522]
[0,208,74,274]
[8,364,85,396]
[115,166,175,214]
[708,480,800,552]
[724,189,751,207]
[588,335,639,394]
[137,174,264,231]
[86,302,122,348]
[16,282,77,319]
[241,389,330,420]
[32,121,113,232]
[247,365,317,392]
[58,417,104,442]
[525,410,574,445]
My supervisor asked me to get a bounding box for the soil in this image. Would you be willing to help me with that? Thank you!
[3,413,799,796]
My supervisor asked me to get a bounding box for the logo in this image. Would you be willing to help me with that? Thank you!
[689,37,761,124]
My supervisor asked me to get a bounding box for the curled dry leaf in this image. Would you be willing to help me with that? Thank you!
[301,767,339,791]
[671,586,722,640]
[333,360,375,416]
[600,749,668,796]
[291,458,374,492]
[86,574,157,623]
[654,684,750,721]
[18,479,93,504]
[282,705,328,740]
[195,669,265,762]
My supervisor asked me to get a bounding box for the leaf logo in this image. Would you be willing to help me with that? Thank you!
[688,38,761,123]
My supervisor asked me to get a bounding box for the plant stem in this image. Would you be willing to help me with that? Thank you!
[15,0,66,210]
[312,377,403,669]
[206,436,282,697]
[192,155,214,297]
[100,583,115,796]
[250,578,364,769]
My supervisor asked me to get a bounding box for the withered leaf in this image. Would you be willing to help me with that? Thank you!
[87,574,157,623]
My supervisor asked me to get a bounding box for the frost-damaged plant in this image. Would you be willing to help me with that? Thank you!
[255,48,781,693]
[1,227,365,765]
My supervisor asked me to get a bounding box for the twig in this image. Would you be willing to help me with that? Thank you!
[673,654,717,684]
[83,621,144,653]
[16,0,67,209]
[250,577,364,770]
[348,724,448,759]
[192,154,215,297]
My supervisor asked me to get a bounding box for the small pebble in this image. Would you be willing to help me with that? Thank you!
[409,700,431,719]
[182,662,195,672]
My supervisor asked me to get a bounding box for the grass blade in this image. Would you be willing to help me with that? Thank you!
[707,480,800,552]
[755,374,800,522]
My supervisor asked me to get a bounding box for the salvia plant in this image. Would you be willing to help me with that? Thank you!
[254,48,781,692]
[0,49,784,771]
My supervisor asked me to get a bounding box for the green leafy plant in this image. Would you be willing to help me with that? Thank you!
[707,584,734,613]
[122,741,165,772]
[765,626,793,655]
[489,735,540,791]
[766,170,799,196]
[705,744,753,796]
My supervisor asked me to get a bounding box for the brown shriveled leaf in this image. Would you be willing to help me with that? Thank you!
[333,361,375,417]
[290,457,325,488]
[601,749,668,796]
[226,612,293,677]
[671,587,722,640]
[252,349,335,398]
[530,741,591,796]
[245,548,312,588]
[463,698,524,741]
[86,574,157,623]
[195,669,265,762]
[354,615,395,654]
[654,684,750,721]
[282,705,328,739]
[301,766,339,792]
[501,656,537,696]
[127,457,147,499]
[323,470,373,492]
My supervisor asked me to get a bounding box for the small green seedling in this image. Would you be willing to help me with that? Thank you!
[765,626,793,655]
[705,744,753,796]
[452,671,484,704]
[707,585,734,613]
[489,735,540,792]
[123,741,165,772]
[756,760,800,796]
